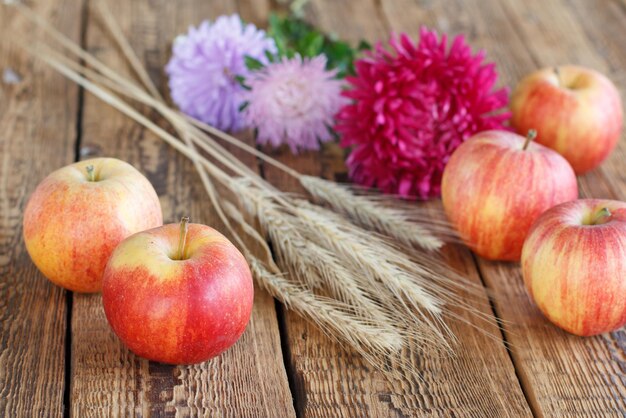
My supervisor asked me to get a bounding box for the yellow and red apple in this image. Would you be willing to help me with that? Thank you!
[511,65,623,174]
[522,199,626,336]
[102,219,254,364]
[23,158,163,293]
[441,130,578,261]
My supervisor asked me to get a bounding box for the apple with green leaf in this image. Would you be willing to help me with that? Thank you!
[522,199,626,336]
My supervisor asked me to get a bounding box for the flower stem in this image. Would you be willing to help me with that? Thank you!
[522,129,537,151]
[592,207,612,225]
[554,67,561,88]
[86,165,95,181]
[176,216,190,260]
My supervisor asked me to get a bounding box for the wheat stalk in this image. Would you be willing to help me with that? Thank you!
[299,175,444,250]
[257,208,402,345]
[248,259,407,376]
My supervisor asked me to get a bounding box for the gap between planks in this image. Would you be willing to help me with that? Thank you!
[275,299,304,418]
[63,0,90,416]
[469,253,542,418]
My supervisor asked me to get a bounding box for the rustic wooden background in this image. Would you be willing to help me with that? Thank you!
[1,0,625,416]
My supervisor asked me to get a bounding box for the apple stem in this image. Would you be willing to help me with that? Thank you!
[176,216,190,260]
[522,129,537,151]
[592,207,612,225]
[554,67,561,87]
[86,165,95,182]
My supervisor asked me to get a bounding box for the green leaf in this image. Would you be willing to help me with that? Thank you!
[234,75,250,90]
[357,40,372,51]
[300,32,324,57]
[268,13,283,36]
[244,55,265,71]
[266,13,367,77]
[264,50,276,63]
[238,101,249,112]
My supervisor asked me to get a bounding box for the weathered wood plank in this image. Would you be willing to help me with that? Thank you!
[0,1,83,417]
[261,1,532,416]
[4,0,624,417]
[70,1,294,416]
[403,0,626,415]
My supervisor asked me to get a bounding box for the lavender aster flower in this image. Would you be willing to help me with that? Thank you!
[165,15,276,131]
[244,55,346,153]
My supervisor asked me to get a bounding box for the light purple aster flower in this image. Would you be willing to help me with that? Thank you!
[165,15,276,132]
[244,55,347,153]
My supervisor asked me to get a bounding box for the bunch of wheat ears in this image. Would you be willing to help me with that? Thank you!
[7,0,496,379]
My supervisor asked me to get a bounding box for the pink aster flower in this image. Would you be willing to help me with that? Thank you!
[243,55,346,153]
[165,15,276,132]
[336,28,511,199]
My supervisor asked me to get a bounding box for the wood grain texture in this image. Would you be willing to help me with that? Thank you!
[2,0,626,417]
[260,2,532,416]
[69,1,294,416]
[408,0,626,415]
[0,1,82,416]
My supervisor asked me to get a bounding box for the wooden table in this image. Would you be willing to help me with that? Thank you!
[1,0,625,416]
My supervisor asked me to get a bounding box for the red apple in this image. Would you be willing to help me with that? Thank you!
[23,158,163,293]
[522,199,626,336]
[511,65,623,174]
[441,130,578,261]
[102,218,254,364]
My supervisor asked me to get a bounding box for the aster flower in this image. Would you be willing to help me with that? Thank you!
[165,15,277,131]
[243,55,346,153]
[336,27,510,199]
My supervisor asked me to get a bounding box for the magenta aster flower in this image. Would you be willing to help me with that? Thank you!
[243,55,346,153]
[165,15,276,131]
[336,28,510,199]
